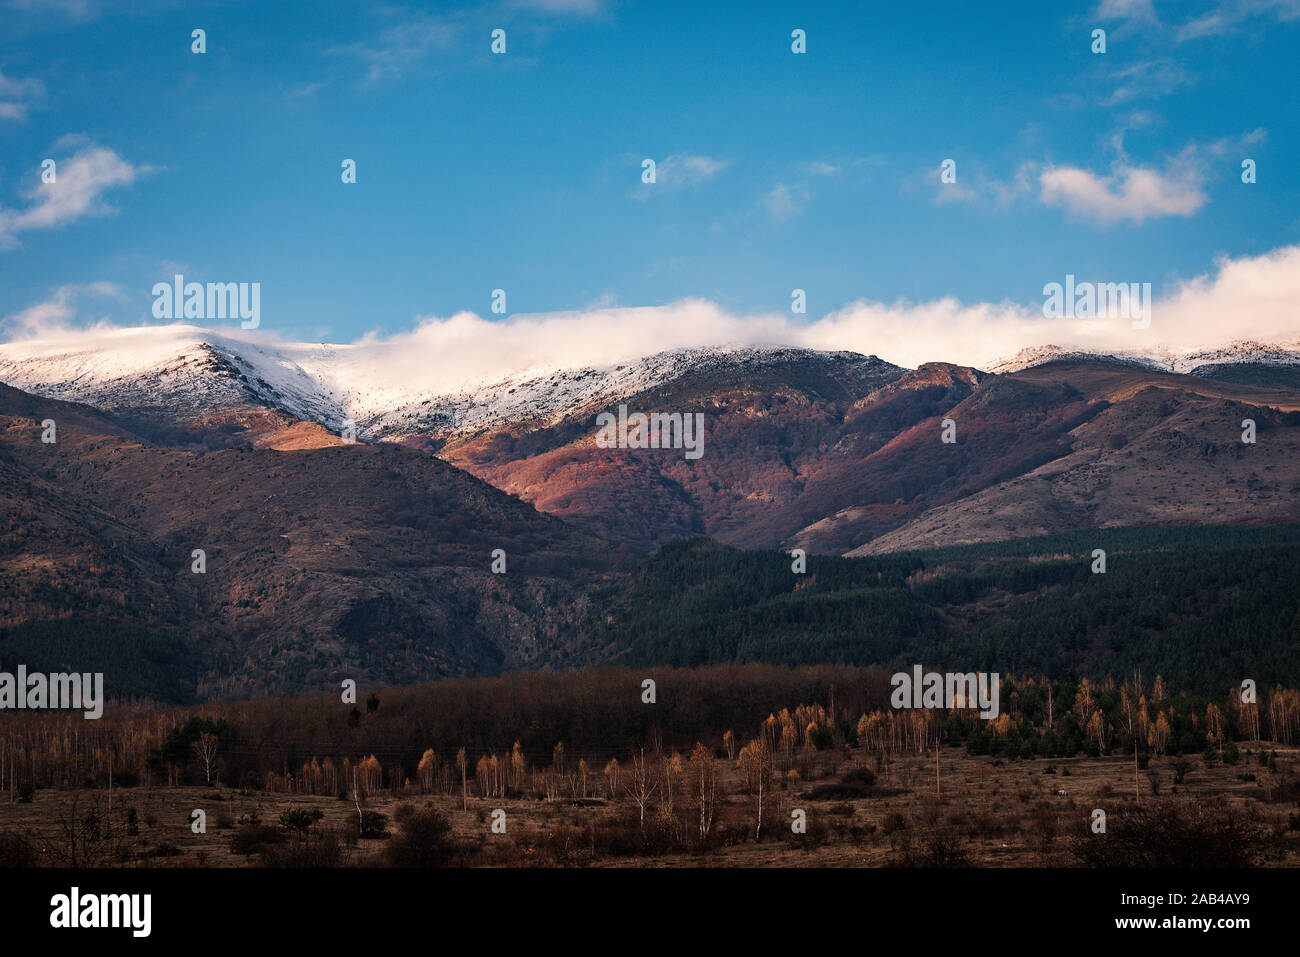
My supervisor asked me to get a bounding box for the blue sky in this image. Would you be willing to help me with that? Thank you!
[0,0,1297,353]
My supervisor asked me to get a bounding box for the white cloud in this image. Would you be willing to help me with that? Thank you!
[1104,59,1191,104]
[658,154,728,185]
[326,14,459,84]
[759,158,874,220]
[0,143,151,248]
[634,154,729,198]
[791,246,1300,367]
[512,0,605,14]
[0,72,44,121]
[761,182,808,221]
[1156,244,1300,344]
[1038,156,1206,224]
[928,162,1035,209]
[1177,0,1300,41]
[1204,126,1267,157]
[284,80,329,100]
[304,243,1300,378]
[11,246,1299,385]
[1098,0,1158,21]
[1,281,123,337]
[1177,12,1230,40]
[329,3,609,85]
[4,0,93,18]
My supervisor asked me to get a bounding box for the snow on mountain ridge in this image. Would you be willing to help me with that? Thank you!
[4,323,1298,440]
[990,340,1300,375]
[337,345,894,439]
[986,345,1166,374]
[0,325,346,425]
[1172,340,1300,374]
[0,327,887,439]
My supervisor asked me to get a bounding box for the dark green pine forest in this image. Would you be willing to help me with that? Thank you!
[4,522,1297,703]
[588,523,1300,696]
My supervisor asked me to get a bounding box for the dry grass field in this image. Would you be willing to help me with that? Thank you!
[4,743,1296,868]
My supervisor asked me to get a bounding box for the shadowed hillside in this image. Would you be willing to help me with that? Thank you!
[0,383,630,700]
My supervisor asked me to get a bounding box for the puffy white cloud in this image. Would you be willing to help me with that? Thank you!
[333,243,1300,377]
[1038,158,1206,224]
[0,144,151,248]
[1,281,124,337]
[7,246,1299,382]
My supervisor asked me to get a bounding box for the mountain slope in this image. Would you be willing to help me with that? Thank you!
[5,329,1300,558]
[0,382,629,700]
[846,361,1300,554]
[438,348,908,551]
[0,327,346,447]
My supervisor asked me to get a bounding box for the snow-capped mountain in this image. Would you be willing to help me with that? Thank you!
[0,325,346,426]
[355,345,894,440]
[4,324,1299,446]
[1173,341,1300,375]
[4,323,1300,566]
[989,340,1300,376]
[986,345,1164,375]
[0,324,892,441]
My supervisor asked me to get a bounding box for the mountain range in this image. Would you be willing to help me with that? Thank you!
[3,328,1298,553]
[2,327,1299,699]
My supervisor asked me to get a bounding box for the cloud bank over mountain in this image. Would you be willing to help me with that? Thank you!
[4,243,1299,388]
